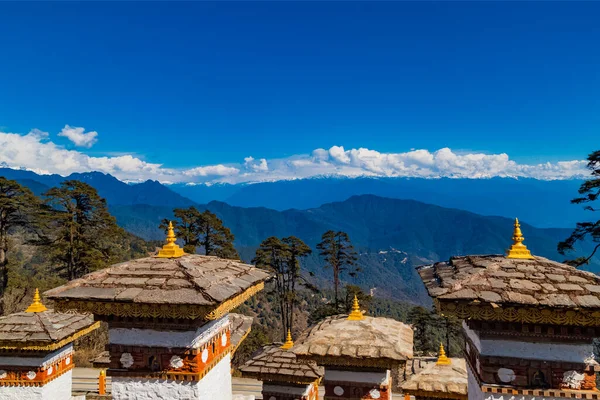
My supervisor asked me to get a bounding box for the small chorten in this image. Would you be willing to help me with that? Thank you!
[156,221,185,258]
[25,288,48,313]
[347,294,365,321]
[436,343,451,365]
[506,218,534,259]
[281,329,294,350]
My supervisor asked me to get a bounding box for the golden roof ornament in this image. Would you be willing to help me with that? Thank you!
[25,288,48,313]
[347,295,365,321]
[281,329,294,350]
[436,343,451,365]
[506,218,534,259]
[156,221,186,258]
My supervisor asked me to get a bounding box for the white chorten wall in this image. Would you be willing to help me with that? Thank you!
[111,353,233,400]
[463,322,594,363]
[0,369,73,400]
[323,368,391,399]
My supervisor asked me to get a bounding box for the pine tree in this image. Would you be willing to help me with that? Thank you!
[160,207,202,253]
[42,181,127,280]
[559,150,600,266]
[316,230,358,310]
[253,236,311,340]
[0,178,43,300]
[197,210,238,259]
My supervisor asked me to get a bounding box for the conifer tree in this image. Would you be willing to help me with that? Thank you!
[159,207,202,253]
[559,150,600,266]
[316,230,358,310]
[42,181,127,280]
[197,210,238,259]
[0,178,43,299]
[253,236,312,340]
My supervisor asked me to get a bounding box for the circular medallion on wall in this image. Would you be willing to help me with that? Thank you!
[269,397,276,400]
[221,333,227,347]
[65,356,71,365]
[27,371,37,380]
[0,370,6,379]
[369,389,381,399]
[47,366,53,376]
[201,348,209,363]
[120,353,134,369]
[497,368,516,383]
[333,386,344,396]
[169,355,184,369]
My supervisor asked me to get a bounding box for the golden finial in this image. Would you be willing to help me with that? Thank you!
[347,295,365,321]
[506,218,534,259]
[156,221,186,258]
[436,343,451,365]
[281,329,294,350]
[25,288,48,313]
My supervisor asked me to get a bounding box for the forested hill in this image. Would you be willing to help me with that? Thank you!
[109,195,599,304]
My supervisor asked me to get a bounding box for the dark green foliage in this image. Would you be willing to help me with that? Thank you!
[317,230,358,310]
[408,306,462,357]
[0,177,45,300]
[41,181,130,280]
[559,150,600,267]
[164,207,239,259]
[253,236,312,340]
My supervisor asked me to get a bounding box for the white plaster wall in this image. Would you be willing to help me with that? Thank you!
[324,368,389,385]
[110,315,229,349]
[112,353,233,400]
[467,360,484,400]
[0,344,73,368]
[0,370,72,400]
[463,322,593,363]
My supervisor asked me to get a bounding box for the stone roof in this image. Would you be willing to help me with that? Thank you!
[401,358,468,396]
[229,313,253,353]
[0,310,98,351]
[418,255,600,309]
[292,315,413,367]
[239,344,323,384]
[91,350,110,368]
[45,254,271,320]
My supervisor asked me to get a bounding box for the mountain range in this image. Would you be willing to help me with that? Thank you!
[2,167,597,305]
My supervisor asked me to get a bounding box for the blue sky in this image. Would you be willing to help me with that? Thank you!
[0,2,598,183]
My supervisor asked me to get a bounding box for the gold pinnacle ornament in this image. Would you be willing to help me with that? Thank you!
[157,221,186,258]
[26,288,48,313]
[436,343,451,365]
[281,329,294,350]
[506,218,534,259]
[347,295,365,321]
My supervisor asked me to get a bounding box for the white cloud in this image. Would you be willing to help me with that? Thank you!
[58,125,98,148]
[0,127,589,185]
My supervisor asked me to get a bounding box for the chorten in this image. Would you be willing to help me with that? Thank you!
[401,344,468,400]
[45,225,270,400]
[293,296,413,400]
[418,218,600,400]
[0,289,99,400]
[239,331,323,400]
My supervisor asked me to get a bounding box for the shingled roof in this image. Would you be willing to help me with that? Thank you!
[418,255,600,308]
[229,313,253,354]
[292,315,413,368]
[401,358,468,398]
[418,255,600,326]
[0,310,98,351]
[239,344,323,384]
[45,254,271,321]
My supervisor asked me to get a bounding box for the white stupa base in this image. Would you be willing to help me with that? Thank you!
[111,353,233,400]
[0,369,72,400]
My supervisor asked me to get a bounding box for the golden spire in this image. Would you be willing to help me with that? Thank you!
[25,288,48,313]
[506,218,534,259]
[347,295,365,321]
[436,343,451,365]
[281,329,294,350]
[156,221,186,258]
